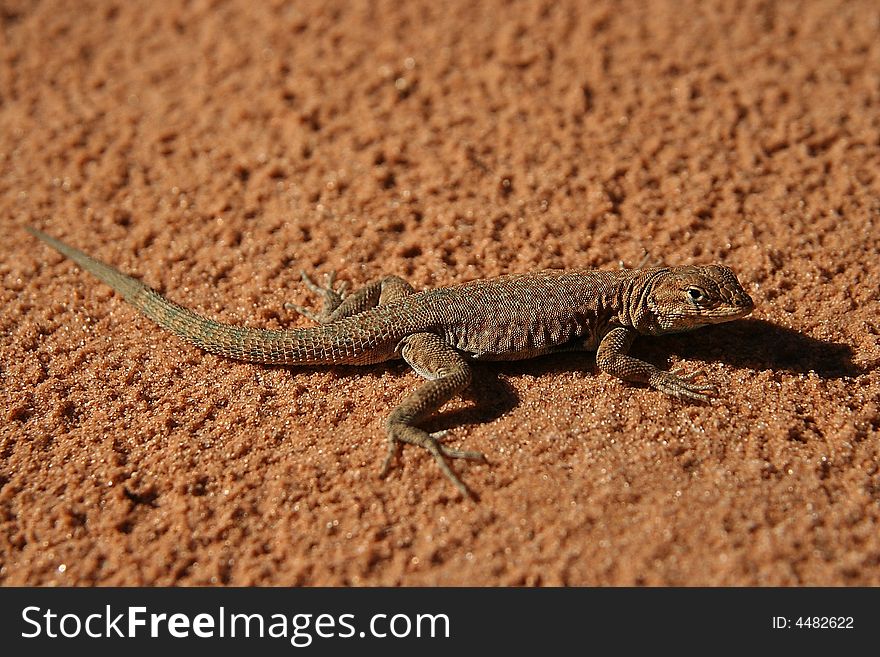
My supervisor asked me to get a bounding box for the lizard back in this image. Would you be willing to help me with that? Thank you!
[411,269,645,360]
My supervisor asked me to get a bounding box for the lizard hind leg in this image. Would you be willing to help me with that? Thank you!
[287,273,415,324]
[382,332,485,498]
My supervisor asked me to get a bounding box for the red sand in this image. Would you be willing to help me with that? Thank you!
[1,0,879,585]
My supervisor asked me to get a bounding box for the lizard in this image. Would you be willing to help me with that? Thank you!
[26,226,755,498]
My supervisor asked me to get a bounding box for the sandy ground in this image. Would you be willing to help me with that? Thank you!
[1,0,879,585]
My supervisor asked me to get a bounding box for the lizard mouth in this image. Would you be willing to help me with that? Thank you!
[737,293,755,315]
[714,296,754,321]
[717,285,755,316]
[696,293,754,324]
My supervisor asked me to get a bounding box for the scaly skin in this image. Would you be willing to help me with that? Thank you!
[27,227,755,498]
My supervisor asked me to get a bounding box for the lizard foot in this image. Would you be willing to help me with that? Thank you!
[285,270,349,321]
[380,424,485,499]
[649,368,718,402]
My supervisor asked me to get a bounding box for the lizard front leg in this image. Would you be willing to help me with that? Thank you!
[596,326,718,402]
[288,274,414,323]
[382,332,485,498]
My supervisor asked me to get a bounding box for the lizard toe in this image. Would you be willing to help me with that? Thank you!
[284,302,323,323]
[650,370,718,403]
[299,270,320,292]
[439,444,486,462]
[669,368,707,383]
[430,430,486,461]
[384,422,479,498]
[298,269,346,318]
[379,437,402,479]
[676,387,715,403]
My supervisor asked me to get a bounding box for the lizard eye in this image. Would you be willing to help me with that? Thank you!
[687,287,706,303]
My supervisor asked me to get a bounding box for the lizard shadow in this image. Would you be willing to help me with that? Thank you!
[285,318,864,444]
[481,318,865,385]
[645,318,865,379]
[427,368,521,435]
[287,361,521,433]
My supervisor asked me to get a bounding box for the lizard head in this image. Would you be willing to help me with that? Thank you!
[642,264,754,334]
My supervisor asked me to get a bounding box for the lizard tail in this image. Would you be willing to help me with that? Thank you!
[26,226,147,300]
[26,227,382,366]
